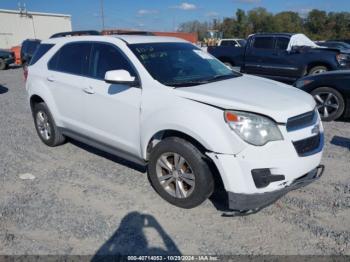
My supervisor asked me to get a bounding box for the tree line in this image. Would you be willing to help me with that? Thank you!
[178,8,350,41]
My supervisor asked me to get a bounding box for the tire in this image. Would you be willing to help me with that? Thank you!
[33,102,66,146]
[0,59,6,70]
[311,87,345,121]
[148,137,214,209]
[308,66,328,75]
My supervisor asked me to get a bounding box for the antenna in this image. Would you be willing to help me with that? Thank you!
[18,1,27,16]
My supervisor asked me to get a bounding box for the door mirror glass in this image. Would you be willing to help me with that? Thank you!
[291,46,301,54]
[104,70,138,86]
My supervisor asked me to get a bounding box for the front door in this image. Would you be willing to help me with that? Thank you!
[82,42,142,157]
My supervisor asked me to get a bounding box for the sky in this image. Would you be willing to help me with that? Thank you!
[1,0,349,31]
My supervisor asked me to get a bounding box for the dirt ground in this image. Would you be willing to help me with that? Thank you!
[0,68,349,256]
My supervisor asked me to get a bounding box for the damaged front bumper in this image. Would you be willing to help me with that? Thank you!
[228,165,325,211]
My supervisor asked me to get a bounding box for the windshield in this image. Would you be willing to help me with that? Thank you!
[129,42,241,87]
[238,39,247,47]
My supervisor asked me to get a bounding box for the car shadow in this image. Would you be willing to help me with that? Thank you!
[92,212,181,260]
[331,136,350,150]
[69,138,266,216]
[336,117,350,123]
[0,84,8,94]
[68,139,146,173]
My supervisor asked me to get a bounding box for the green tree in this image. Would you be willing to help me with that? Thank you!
[179,8,350,41]
[305,9,328,39]
[273,12,303,33]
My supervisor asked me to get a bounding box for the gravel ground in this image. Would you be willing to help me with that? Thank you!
[0,68,349,256]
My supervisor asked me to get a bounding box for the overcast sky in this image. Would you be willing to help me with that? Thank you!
[1,0,349,31]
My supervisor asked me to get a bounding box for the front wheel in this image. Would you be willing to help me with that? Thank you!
[308,66,328,75]
[148,137,214,209]
[311,87,345,121]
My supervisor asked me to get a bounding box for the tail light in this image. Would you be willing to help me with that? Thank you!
[23,65,28,81]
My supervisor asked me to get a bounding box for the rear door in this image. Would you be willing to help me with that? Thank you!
[46,42,92,133]
[244,36,275,75]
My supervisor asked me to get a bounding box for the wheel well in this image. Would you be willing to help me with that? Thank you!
[30,95,44,111]
[146,130,207,160]
[146,129,225,193]
[307,62,331,73]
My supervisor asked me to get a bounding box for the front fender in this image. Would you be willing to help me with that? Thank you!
[140,100,246,159]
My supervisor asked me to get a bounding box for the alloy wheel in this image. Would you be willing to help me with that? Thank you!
[311,68,327,75]
[36,111,52,141]
[314,92,340,118]
[156,152,195,199]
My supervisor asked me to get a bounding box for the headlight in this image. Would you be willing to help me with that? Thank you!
[224,111,283,146]
[337,53,348,62]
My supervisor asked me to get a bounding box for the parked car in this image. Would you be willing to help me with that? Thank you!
[21,39,41,66]
[217,38,246,47]
[330,39,350,45]
[26,32,324,212]
[294,70,350,121]
[208,33,350,82]
[316,41,350,54]
[0,49,15,70]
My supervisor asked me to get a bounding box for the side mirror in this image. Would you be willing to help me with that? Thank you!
[291,46,301,54]
[104,70,139,86]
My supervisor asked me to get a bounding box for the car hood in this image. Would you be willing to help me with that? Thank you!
[174,75,316,123]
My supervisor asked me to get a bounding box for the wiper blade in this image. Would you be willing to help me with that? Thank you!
[164,80,210,87]
[164,74,241,87]
[203,74,236,82]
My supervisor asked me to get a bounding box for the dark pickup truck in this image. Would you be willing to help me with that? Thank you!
[208,33,350,82]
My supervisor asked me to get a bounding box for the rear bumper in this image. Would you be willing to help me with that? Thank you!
[228,165,324,211]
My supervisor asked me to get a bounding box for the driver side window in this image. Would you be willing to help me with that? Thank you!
[90,43,136,80]
[276,37,290,50]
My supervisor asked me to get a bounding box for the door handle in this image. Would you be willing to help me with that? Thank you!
[82,86,95,94]
[47,76,55,82]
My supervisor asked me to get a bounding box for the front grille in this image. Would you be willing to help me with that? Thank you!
[286,110,317,132]
[293,133,321,157]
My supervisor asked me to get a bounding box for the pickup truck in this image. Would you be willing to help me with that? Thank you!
[208,33,350,82]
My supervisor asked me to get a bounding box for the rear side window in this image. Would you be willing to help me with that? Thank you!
[29,44,54,65]
[90,43,136,80]
[26,41,41,55]
[220,40,238,47]
[275,37,290,50]
[48,42,92,76]
[253,37,274,49]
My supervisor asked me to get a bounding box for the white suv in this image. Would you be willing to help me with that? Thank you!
[26,33,324,212]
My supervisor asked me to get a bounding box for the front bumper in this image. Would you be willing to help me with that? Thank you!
[4,57,14,65]
[228,165,324,211]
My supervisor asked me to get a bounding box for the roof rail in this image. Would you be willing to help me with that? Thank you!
[50,30,101,38]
